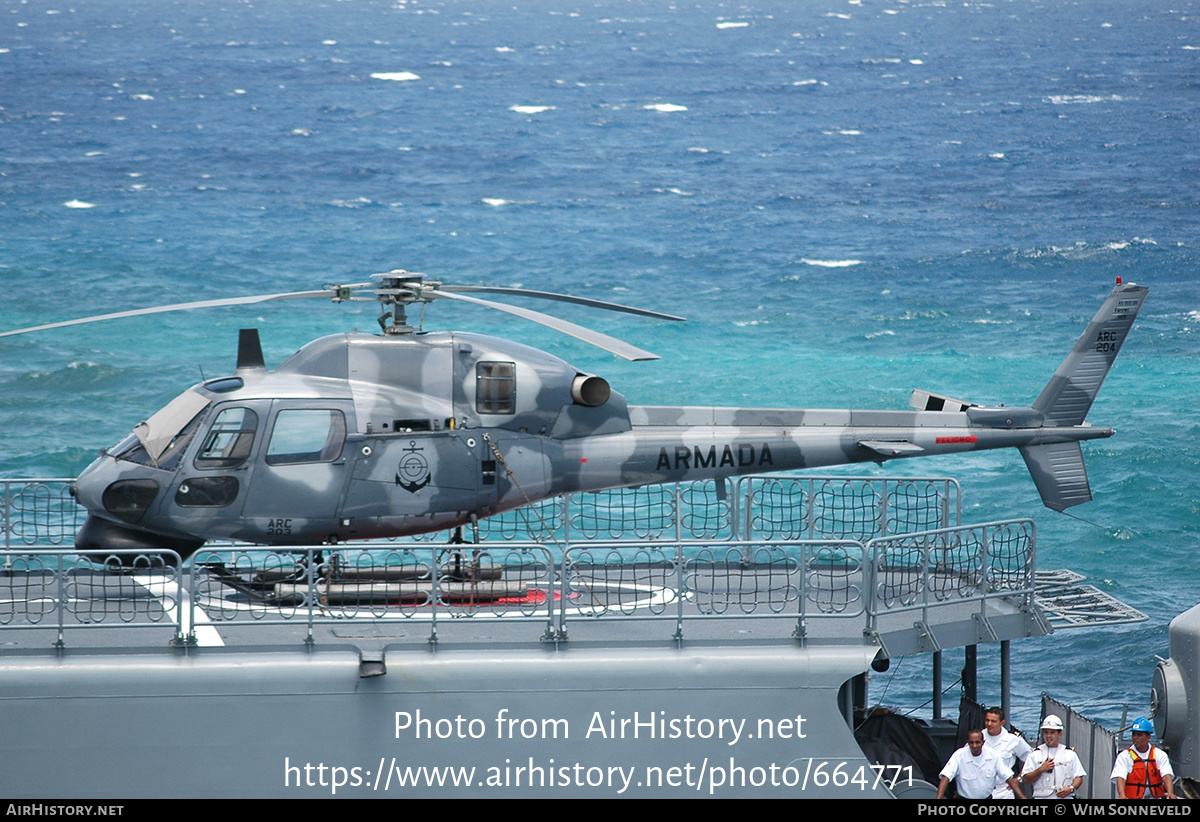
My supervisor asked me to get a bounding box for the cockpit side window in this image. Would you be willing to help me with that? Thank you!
[476,361,516,415]
[195,407,259,469]
[265,409,346,466]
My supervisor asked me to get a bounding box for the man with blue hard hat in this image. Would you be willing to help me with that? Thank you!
[1111,717,1178,799]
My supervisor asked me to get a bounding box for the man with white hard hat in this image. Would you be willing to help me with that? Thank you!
[1021,715,1086,799]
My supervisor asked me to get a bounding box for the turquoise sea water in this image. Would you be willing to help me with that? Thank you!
[2,0,1198,732]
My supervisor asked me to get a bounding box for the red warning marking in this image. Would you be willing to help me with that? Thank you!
[936,436,978,444]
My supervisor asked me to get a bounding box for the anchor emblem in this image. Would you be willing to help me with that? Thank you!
[395,441,431,493]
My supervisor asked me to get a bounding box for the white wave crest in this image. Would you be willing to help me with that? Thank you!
[644,103,687,112]
[482,198,510,207]
[371,71,420,82]
[509,105,555,114]
[63,200,96,209]
[801,258,862,267]
[716,21,749,29]
[1046,94,1123,105]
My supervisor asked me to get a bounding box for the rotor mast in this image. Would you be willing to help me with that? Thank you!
[325,269,436,335]
[371,269,434,335]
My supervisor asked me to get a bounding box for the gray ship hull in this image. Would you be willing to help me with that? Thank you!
[0,644,891,799]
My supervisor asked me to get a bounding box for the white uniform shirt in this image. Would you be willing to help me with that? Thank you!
[1110,745,1173,798]
[1021,743,1086,798]
[940,744,1011,799]
[985,727,1033,799]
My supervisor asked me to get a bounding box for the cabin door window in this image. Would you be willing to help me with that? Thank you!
[264,409,347,465]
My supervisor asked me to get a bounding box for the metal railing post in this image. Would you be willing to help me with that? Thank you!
[429,545,439,646]
[674,540,684,641]
[305,547,316,646]
[3,480,10,551]
[879,478,889,537]
[55,552,65,650]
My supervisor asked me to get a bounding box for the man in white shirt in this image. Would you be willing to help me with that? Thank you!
[937,729,1023,800]
[1022,715,1086,799]
[983,706,1031,800]
[1111,717,1177,799]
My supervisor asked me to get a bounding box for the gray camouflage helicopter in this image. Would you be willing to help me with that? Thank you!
[0,272,1148,559]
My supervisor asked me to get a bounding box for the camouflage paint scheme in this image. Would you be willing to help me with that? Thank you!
[72,282,1148,556]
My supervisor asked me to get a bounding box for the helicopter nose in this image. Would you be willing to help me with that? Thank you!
[73,455,159,525]
[72,456,118,518]
[72,456,205,560]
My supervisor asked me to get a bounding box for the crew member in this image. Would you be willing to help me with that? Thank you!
[1021,715,1086,799]
[937,729,1022,800]
[1111,717,1177,799]
[983,706,1031,800]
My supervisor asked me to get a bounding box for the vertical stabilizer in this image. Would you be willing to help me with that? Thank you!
[1033,281,1148,426]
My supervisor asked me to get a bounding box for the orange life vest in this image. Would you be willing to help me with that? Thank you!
[1124,746,1165,799]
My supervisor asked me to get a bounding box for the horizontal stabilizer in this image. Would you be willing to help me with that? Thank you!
[1020,442,1092,511]
[859,440,924,457]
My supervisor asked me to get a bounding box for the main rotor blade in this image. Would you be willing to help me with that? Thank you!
[0,290,335,339]
[438,285,686,322]
[425,290,662,361]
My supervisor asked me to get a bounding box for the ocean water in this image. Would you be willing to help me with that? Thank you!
[2,0,1198,733]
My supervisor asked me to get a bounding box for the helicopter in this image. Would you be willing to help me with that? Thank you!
[0,271,1147,560]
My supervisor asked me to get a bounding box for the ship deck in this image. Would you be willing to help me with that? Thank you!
[0,475,1143,661]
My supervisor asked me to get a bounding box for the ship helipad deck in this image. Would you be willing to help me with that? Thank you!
[0,474,1097,658]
